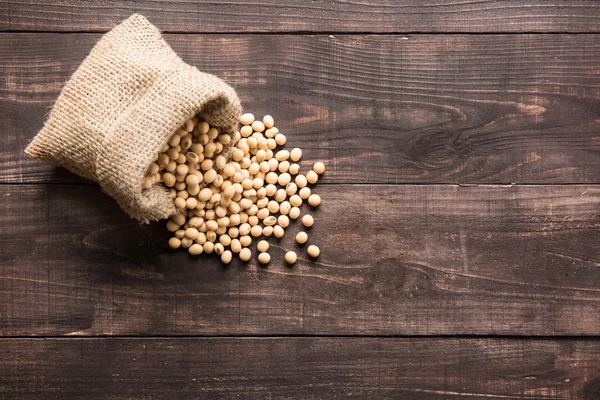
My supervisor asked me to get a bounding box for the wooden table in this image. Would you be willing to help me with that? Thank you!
[1,1,599,398]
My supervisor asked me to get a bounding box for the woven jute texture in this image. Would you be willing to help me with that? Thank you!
[25,14,241,223]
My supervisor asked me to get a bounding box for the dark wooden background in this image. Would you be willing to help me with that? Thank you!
[1,1,599,399]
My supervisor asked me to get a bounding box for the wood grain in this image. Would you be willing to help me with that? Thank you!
[2,34,600,184]
[1,184,598,337]
[1,337,599,399]
[1,1,600,33]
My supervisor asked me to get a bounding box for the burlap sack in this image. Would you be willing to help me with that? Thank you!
[25,14,242,223]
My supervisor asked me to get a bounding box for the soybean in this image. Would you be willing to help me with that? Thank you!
[308,194,321,207]
[299,213,315,228]
[284,251,297,264]
[258,252,271,264]
[307,245,320,258]
[296,231,308,244]
[257,240,269,253]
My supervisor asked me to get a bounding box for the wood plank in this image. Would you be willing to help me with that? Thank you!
[2,33,600,184]
[1,1,600,33]
[1,337,599,399]
[1,184,598,336]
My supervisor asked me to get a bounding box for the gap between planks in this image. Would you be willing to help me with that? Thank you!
[1,31,600,35]
[1,182,600,186]
[1,334,599,340]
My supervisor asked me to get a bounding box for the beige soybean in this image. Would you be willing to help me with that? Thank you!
[251,225,263,237]
[203,241,214,254]
[239,247,252,262]
[186,174,200,186]
[240,235,252,247]
[230,239,242,253]
[265,127,278,138]
[172,213,186,226]
[265,184,277,197]
[284,251,297,264]
[279,201,291,215]
[258,252,271,264]
[263,216,277,226]
[195,232,207,245]
[218,134,231,145]
[306,170,318,184]
[265,172,278,184]
[290,195,302,207]
[290,148,302,162]
[166,220,180,232]
[278,215,290,228]
[256,186,268,200]
[239,198,253,210]
[299,187,311,199]
[275,189,287,203]
[247,204,258,216]
[257,208,270,220]
[188,184,200,196]
[197,121,210,134]
[219,234,232,247]
[239,223,251,236]
[206,220,218,231]
[259,160,270,173]
[222,185,236,199]
[308,194,321,207]
[257,240,269,253]
[176,153,187,164]
[188,243,203,255]
[275,133,287,146]
[278,161,290,173]
[221,250,233,264]
[313,162,326,175]
[295,174,307,188]
[215,156,227,170]
[273,225,285,238]
[296,231,308,244]
[251,120,265,133]
[185,228,199,240]
[240,125,253,137]
[186,197,198,209]
[199,188,213,201]
[302,214,314,227]
[275,150,289,161]
[207,128,219,140]
[181,136,193,150]
[289,163,300,175]
[176,164,189,176]
[165,161,177,172]
[307,245,320,258]
[163,172,176,187]
[289,207,301,220]
[203,169,217,184]
[206,230,217,242]
[168,237,181,249]
[267,200,279,213]
[263,115,275,128]
[268,158,278,171]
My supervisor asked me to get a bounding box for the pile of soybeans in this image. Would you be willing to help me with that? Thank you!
[143,113,325,265]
